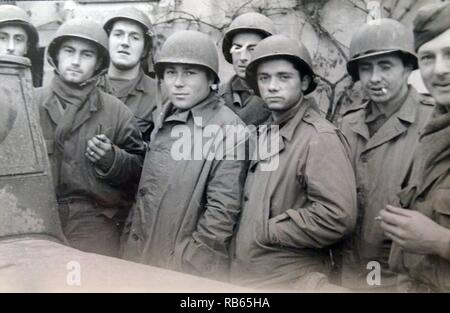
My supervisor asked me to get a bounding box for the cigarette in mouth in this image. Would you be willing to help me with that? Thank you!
[381,88,388,94]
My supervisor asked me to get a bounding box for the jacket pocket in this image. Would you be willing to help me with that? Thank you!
[256,212,289,246]
[177,238,228,279]
[119,192,147,260]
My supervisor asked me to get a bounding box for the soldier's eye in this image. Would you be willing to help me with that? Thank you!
[420,54,434,61]
[359,65,371,72]
[230,45,242,53]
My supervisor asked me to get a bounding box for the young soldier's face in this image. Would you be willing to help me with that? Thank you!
[109,20,146,71]
[57,38,100,84]
[418,29,450,106]
[358,53,412,105]
[0,25,28,56]
[257,58,309,112]
[231,31,263,79]
[163,64,212,110]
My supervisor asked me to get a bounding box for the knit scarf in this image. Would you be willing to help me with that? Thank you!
[51,74,98,152]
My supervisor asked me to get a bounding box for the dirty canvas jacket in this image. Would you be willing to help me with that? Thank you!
[219,75,271,126]
[121,92,249,280]
[230,98,357,289]
[339,87,434,289]
[389,104,450,292]
[98,69,162,142]
[35,84,145,212]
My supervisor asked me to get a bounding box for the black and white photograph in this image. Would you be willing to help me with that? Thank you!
[0,0,449,298]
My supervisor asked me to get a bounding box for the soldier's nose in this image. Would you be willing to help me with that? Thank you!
[7,38,15,54]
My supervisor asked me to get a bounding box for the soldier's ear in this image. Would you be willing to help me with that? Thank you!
[95,57,103,71]
[301,75,311,92]
[404,62,414,76]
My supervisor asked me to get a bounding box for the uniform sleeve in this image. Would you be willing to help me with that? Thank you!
[267,131,357,249]
[181,122,249,278]
[95,105,145,185]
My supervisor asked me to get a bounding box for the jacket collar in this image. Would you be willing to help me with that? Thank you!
[347,87,419,150]
[128,69,148,95]
[278,96,312,142]
[250,96,312,167]
[161,92,220,128]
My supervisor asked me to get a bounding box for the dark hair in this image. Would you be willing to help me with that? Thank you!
[258,55,313,81]
[161,63,216,82]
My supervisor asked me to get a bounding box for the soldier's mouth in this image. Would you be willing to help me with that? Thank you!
[370,87,388,94]
[117,50,130,55]
[433,82,450,89]
[265,96,284,101]
[173,93,189,98]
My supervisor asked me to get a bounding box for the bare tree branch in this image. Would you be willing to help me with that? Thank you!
[397,1,416,21]
[346,0,369,14]
[154,10,224,30]
[229,0,254,19]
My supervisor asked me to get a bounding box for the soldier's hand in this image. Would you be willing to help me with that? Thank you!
[85,134,115,172]
[379,205,450,259]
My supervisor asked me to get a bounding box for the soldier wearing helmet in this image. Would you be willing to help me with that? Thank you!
[339,18,434,291]
[0,4,41,85]
[35,18,146,257]
[121,30,248,280]
[0,4,37,57]
[230,35,357,290]
[379,3,450,292]
[100,7,162,142]
[218,12,275,126]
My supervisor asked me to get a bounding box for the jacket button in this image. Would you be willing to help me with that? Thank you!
[244,195,249,202]
[360,155,368,163]
[132,233,139,241]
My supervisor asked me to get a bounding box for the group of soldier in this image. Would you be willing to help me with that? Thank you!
[0,2,449,292]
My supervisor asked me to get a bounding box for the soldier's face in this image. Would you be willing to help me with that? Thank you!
[418,29,450,106]
[0,25,28,56]
[57,38,100,84]
[163,64,212,110]
[109,20,146,71]
[358,53,412,105]
[231,31,263,79]
[257,58,309,112]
